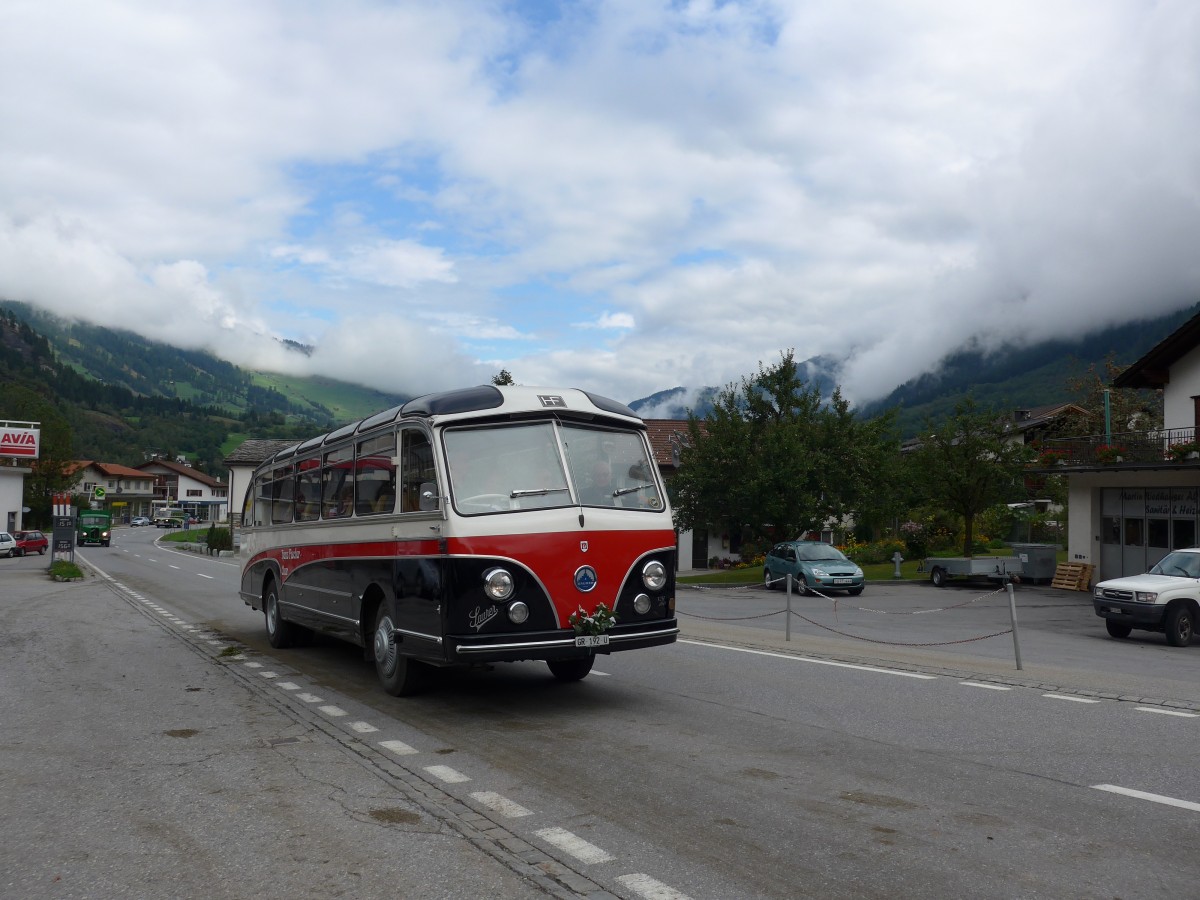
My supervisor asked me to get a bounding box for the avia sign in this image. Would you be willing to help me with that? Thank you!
[0,425,40,459]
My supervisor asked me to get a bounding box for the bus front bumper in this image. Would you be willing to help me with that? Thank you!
[445,620,679,664]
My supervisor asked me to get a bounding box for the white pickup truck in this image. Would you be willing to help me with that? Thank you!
[1092,548,1200,646]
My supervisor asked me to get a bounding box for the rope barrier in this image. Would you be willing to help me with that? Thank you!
[677,576,1016,646]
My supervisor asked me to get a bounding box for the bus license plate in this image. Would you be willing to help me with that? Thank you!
[575,634,609,648]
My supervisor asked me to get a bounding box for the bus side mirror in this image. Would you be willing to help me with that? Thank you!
[419,483,440,512]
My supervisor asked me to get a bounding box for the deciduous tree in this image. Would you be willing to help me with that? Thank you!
[909,397,1034,556]
[670,351,899,546]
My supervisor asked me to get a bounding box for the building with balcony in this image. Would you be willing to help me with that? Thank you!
[135,458,229,524]
[65,462,161,523]
[1036,310,1200,581]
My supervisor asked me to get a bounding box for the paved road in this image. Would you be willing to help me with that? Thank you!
[5,533,1200,898]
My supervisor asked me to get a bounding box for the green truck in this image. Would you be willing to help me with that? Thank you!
[77,510,112,547]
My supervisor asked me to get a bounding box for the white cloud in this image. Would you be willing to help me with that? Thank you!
[1,0,1199,409]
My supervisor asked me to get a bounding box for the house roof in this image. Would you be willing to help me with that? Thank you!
[136,458,223,487]
[223,439,298,467]
[1006,402,1091,434]
[66,460,154,479]
[642,419,701,468]
[1113,307,1200,389]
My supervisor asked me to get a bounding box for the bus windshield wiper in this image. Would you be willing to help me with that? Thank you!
[613,483,654,497]
[510,487,571,498]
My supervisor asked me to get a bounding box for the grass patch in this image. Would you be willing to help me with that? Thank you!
[218,646,244,658]
[49,560,84,580]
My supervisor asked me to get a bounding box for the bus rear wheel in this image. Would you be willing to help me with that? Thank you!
[547,656,594,682]
[373,603,427,696]
[264,582,296,649]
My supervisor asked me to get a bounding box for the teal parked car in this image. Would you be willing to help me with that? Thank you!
[764,540,865,595]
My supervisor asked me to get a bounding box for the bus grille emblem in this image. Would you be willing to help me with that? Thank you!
[574,566,598,593]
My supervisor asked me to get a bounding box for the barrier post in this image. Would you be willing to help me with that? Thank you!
[1007,581,1023,670]
[785,573,792,642]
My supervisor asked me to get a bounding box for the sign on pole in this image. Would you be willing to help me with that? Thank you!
[0,422,40,460]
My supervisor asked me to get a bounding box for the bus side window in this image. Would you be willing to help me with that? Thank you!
[271,465,294,524]
[356,432,396,517]
[252,475,271,526]
[323,446,353,518]
[295,457,321,522]
[400,428,436,512]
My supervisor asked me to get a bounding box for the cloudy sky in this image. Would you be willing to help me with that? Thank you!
[2,1,1199,410]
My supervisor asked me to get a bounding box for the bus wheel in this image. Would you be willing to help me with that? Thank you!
[264,583,296,649]
[373,604,425,696]
[547,656,594,682]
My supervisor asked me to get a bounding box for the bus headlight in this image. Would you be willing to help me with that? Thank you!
[633,593,652,614]
[642,560,667,591]
[508,601,530,624]
[483,568,514,601]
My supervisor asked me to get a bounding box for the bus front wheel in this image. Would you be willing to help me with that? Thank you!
[373,603,427,696]
[548,656,594,682]
[264,582,296,649]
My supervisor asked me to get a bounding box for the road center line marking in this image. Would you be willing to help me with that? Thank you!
[197,573,213,579]
[1135,706,1199,718]
[535,827,614,864]
[960,682,1011,691]
[1092,784,1200,812]
[678,639,936,679]
[1043,693,1101,703]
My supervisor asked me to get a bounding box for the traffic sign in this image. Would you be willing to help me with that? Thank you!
[93,486,106,500]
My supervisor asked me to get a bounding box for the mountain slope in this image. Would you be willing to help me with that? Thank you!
[1,301,407,425]
[629,305,1199,434]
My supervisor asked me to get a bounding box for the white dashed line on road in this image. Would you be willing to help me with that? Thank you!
[679,639,937,679]
[1043,693,1101,703]
[617,873,693,900]
[318,705,347,717]
[470,791,533,818]
[1093,784,1200,813]
[425,765,470,783]
[535,827,614,864]
[1135,706,1199,718]
[379,739,418,756]
[349,721,379,733]
[960,681,1011,691]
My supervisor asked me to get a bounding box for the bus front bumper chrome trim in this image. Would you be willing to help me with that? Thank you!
[452,626,679,655]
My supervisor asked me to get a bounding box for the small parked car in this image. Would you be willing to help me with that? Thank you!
[13,530,48,556]
[130,516,151,527]
[0,532,16,557]
[1093,548,1200,646]
[764,540,865,595]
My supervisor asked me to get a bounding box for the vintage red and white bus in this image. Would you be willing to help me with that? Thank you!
[239,385,678,695]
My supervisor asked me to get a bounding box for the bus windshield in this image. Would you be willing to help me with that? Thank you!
[444,421,663,514]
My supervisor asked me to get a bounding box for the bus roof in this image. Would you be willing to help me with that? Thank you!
[260,385,643,469]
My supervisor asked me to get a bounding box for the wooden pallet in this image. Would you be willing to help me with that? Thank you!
[1051,562,1094,591]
